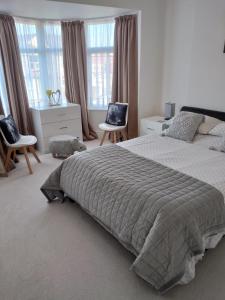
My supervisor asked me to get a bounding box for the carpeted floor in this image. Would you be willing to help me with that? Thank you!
[1,140,225,300]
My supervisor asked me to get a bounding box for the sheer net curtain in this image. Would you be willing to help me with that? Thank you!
[15,18,66,107]
[85,20,115,109]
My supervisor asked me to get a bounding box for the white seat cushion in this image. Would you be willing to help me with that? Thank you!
[8,135,37,147]
[98,123,126,132]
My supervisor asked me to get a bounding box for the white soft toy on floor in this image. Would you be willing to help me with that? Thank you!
[49,135,86,158]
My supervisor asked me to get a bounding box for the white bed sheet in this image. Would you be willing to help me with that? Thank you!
[119,133,225,198]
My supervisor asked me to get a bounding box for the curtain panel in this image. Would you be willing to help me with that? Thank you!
[0,95,14,173]
[0,95,4,115]
[112,15,138,139]
[0,14,33,134]
[61,20,97,140]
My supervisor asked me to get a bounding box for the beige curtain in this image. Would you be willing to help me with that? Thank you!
[0,14,33,135]
[0,96,4,115]
[0,95,14,173]
[61,20,97,140]
[112,15,138,139]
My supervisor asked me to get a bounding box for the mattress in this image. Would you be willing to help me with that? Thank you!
[119,133,225,198]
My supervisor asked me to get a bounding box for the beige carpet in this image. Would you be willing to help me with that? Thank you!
[1,141,225,300]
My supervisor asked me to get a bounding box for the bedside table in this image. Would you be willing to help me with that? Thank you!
[140,116,169,136]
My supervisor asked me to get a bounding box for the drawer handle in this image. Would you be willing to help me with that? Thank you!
[147,127,154,131]
[58,113,66,117]
[59,126,68,130]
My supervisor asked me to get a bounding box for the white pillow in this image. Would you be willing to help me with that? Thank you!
[209,136,225,152]
[197,116,221,135]
[209,122,225,136]
[162,111,204,142]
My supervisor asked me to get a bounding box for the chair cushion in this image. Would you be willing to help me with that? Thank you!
[12,135,37,147]
[105,103,127,126]
[0,115,20,144]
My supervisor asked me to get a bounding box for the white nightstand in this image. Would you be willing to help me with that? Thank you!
[140,116,169,136]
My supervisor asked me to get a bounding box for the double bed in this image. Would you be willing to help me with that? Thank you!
[41,106,225,292]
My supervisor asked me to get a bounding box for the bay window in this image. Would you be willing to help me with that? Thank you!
[2,18,115,110]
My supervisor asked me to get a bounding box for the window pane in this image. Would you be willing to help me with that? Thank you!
[45,51,65,101]
[44,23,62,49]
[88,52,113,108]
[16,22,38,50]
[87,22,114,48]
[86,21,115,109]
[20,52,42,104]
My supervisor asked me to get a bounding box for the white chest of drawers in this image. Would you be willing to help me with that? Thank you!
[31,103,82,153]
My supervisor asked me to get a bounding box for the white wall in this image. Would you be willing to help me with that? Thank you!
[162,0,225,113]
[88,110,106,136]
[60,0,167,126]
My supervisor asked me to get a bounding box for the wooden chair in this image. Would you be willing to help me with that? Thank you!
[98,103,128,146]
[0,116,41,175]
[0,140,7,177]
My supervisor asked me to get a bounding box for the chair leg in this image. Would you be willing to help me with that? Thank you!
[29,146,41,163]
[121,130,127,141]
[12,149,20,163]
[113,132,117,144]
[5,148,13,171]
[100,131,107,146]
[22,147,33,175]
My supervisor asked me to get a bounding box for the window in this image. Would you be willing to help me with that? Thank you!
[86,20,115,110]
[15,19,65,107]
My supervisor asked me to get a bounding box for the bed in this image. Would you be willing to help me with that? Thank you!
[41,106,225,292]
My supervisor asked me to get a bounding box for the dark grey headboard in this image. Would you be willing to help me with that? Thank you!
[181,106,225,122]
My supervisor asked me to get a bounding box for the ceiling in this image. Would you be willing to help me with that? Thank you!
[0,0,132,20]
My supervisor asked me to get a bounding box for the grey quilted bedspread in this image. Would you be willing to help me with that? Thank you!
[41,145,225,292]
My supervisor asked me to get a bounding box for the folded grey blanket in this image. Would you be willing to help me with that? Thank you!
[41,145,225,292]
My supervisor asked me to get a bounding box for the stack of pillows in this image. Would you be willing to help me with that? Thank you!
[162,111,225,152]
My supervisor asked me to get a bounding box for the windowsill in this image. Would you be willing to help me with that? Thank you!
[88,107,108,111]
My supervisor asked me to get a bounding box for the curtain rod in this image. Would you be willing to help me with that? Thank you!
[13,11,138,23]
[63,11,138,22]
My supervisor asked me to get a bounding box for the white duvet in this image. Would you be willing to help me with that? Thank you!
[119,133,225,198]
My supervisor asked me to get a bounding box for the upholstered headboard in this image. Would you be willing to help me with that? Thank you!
[181,106,225,122]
